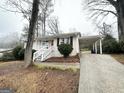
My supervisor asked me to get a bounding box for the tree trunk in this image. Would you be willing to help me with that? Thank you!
[44,14,46,36]
[107,0,124,41]
[118,15,124,41]
[42,14,46,36]
[117,0,124,41]
[119,0,124,40]
[36,21,39,37]
[118,14,122,40]
[24,0,39,68]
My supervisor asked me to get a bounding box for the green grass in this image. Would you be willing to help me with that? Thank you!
[34,63,79,73]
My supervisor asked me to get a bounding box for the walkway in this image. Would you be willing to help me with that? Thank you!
[78,54,124,93]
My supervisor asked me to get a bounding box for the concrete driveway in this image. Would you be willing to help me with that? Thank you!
[78,54,124,93]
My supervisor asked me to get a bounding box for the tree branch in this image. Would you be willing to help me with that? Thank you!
[91,8,117,16]
[0,6,22,13]
[107,0,117,7]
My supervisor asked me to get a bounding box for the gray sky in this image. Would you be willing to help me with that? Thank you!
[0,0,116,38]
[0,10,24,37]
[53,0,96,34]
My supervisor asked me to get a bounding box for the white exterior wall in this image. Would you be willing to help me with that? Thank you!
[71,36,80,56]
[33,40,42,50]
[32,35,80,57]
[33,40,52,50]
[24,40,42,50]
[52,36,80,57]
[52,39,61,57]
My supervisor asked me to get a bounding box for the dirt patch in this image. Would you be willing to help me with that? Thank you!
[37,69,79,93]
[0,61,79,93]
[111,54,124,64]
[0,61,24,76]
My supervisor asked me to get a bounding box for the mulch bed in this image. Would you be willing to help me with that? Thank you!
[44,56,80,63]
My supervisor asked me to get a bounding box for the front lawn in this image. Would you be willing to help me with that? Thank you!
[0,61,79,93]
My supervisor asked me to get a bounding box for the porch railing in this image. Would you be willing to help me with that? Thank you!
[33,46,53,62]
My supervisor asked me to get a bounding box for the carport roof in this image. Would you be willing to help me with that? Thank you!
[79,35,104,48]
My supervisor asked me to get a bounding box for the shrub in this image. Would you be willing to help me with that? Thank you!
[102,35,120,54]
[0,45,36,61]
[119,40,124,53]
[58,44,73,58]
[0,52,15,61]
[18,49,36,60]
[32,49,36,56]
[12,46,22,60]
[18,49,25,60]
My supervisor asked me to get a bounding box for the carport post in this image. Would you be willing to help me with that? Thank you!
[95,41,97,54]
[99,39,102,54]
[93,43,95,52]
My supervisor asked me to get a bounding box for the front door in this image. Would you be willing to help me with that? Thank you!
[42,41,50,49]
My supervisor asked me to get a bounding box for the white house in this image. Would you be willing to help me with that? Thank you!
[32,32,81,62]
[24,32,104,62]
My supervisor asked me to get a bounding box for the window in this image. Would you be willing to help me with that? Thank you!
[60,38,64,44]
[42,41,49,48]
[65,38,70,44]
[59,38,70,44]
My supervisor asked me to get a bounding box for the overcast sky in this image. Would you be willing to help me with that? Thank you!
[0,0,115,38]
[53,0,95,34]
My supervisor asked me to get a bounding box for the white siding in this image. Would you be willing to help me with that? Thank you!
[32,35,80,57]
[52,36,80,57]
[33,40,41,50]
[70,36,79,56]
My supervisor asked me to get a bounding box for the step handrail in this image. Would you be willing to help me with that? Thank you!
[33,46,53,62]
[33,46,49,61]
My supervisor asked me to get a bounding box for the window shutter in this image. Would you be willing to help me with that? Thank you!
[57,38,59,46]
[70,36,73,46]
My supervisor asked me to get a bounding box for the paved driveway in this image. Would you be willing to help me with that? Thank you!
[78,54,124,93]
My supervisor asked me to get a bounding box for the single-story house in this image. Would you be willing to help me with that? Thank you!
[24,32,104,62]
[32,32,81,62]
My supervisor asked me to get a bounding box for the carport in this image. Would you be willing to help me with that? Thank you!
[79,35,104,54]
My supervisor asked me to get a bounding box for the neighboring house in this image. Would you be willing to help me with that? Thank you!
[32,32,81,62]
[0,49,13,58]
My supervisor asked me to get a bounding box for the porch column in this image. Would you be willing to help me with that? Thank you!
[99,39,102,54]
[93,43,95,53]
[95,41,97,54]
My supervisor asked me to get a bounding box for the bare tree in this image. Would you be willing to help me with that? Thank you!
[24,0,39,68]
[85,0,124,41]
[39,0,54,36]
[2,0,54,37]
[21,24,29,41]
[4,0,32,21]
[97,22,113,36]
[47,16,60,35]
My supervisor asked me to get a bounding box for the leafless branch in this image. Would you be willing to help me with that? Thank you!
[91,8,117,16]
